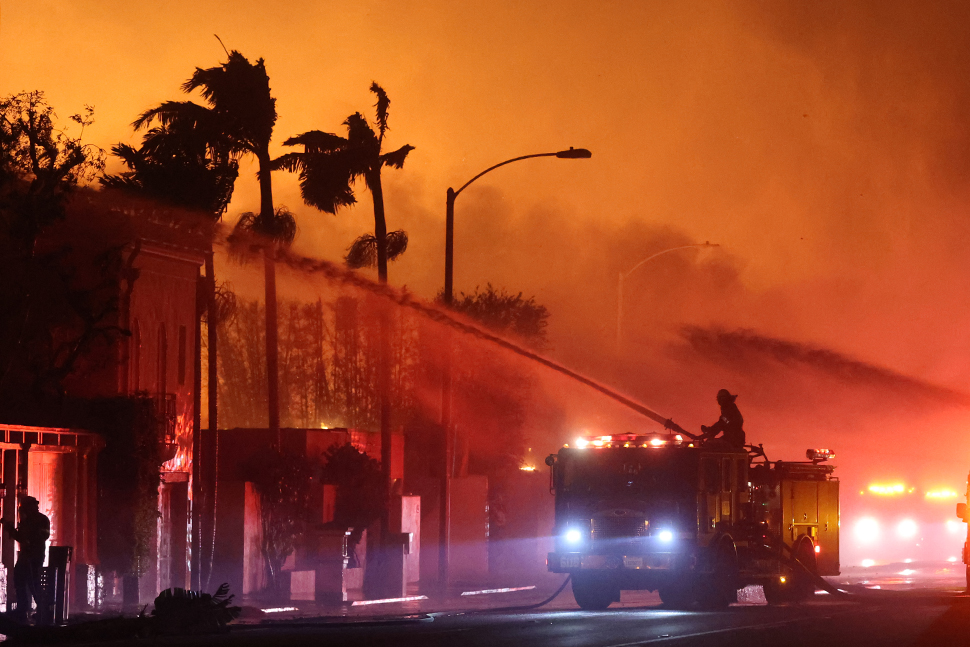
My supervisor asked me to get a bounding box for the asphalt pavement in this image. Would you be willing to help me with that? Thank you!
[63,562,970,647]
[100,589,969,647]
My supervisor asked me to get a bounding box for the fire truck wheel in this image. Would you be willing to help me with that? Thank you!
[762,578,791,605]
[658,581,693,609]
[698,545,739,609]
[571,574,617,610]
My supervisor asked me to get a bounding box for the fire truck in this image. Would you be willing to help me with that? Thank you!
[545,433,839,609]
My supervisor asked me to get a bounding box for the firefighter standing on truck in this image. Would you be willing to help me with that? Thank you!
[700,389,745,448]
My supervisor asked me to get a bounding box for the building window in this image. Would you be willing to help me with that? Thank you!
[178,325,187,386]
[157,323,167,395]
[132,319,141,391]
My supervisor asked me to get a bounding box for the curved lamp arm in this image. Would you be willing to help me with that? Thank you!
[453,147,592,198]
[616,241,719,347]
[621,242,719,281]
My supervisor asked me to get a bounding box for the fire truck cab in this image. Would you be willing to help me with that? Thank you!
[546,433,839,610]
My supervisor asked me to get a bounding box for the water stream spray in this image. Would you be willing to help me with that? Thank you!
[247,242,692,437]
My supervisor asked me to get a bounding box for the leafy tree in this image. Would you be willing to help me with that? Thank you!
[320,443,383,565]
[445,283,550,350]
[0,91,105,251]
[439,284,551,473]
[0,92,116,408]
[96,395,167,578]
[216,296,417,430]
[101,126,238,215]
[246,448,315,598]
[134,49,287,439]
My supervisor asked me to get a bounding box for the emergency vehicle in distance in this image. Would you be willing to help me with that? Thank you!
[545,433,839,609]
[844,481,963,568]
[956,471,970,587]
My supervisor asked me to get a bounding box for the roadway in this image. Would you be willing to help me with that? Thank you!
[104,563,970,647]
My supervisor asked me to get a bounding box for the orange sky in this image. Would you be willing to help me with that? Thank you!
[5,0,970,391]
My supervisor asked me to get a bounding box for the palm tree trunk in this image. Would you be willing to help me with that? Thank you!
[258,151,282,445]
[202,250,219,589]
[264,250,281,445]
[370,170,394,591]
[205,252,219,437]
[371,170,389,284]
[192,272,204,589]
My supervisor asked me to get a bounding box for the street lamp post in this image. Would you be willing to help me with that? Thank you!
[443,147,592,304]
[439,147,591,588]
[617,242,719,347]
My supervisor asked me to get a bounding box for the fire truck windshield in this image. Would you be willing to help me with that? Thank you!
[562,448,698,498]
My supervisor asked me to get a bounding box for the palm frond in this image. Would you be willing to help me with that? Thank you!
[109,143,142,167]
[343,113,379,153]
[293,148,367,214]
[271,152,307,173]
[226,212,262,264]
[99,173,144,191]
[231,206,297,247]
[282,130,348,153]
[381,144,414,170]
[385,229,408,261]
[370,82,390,141]
[344,230,408,268]
[345,234,377,269]
[180,50,277,152]
[133,101,212,131]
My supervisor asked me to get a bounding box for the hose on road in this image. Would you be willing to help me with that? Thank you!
[771,541,851,599]
[475,575,573,613]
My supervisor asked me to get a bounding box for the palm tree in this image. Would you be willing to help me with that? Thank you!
[134,49,285,439]
[273,82,414,283]
[101,123,239,216]
[274,83,412,595]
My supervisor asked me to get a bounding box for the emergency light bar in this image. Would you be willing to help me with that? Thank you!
[806,448,835,463]
[568,433,688,450]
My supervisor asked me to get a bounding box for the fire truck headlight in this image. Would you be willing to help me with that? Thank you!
[657,530,674,542]
[854,517,880,544]
[897,519,918,539]
[565,529,584,544]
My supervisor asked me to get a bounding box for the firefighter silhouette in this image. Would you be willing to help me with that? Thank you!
[2,496,51,622]
[700,389,745,448]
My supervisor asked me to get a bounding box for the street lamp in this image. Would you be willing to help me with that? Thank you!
[443,147,592,304]
[439,147,591,589]
[616,242,719,346]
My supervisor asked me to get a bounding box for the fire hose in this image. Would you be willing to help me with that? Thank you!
[480,540,857,615]
[771,541,851,598]
[472,575,573,613]
[475,536,870,615]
